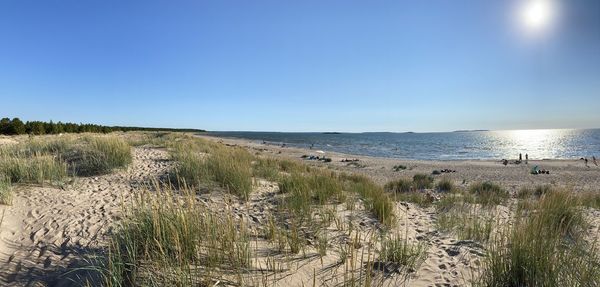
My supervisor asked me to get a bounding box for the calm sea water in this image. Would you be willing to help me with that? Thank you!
[208,129,600,160]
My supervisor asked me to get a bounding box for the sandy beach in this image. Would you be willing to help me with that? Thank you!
[0,133,598,286]
[197,134,600,193]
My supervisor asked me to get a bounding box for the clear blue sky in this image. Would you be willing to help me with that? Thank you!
[1,0,599,132]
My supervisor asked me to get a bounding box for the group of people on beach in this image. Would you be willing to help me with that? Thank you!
[581,156,598,167]
[502,153,529,166]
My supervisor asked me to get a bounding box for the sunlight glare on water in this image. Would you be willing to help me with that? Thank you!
[210,128,600,160]
[489,129,573,159]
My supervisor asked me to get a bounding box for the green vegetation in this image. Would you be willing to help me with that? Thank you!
[170,138,253,199]
[468,181,508,206]
[385,178,413,193]
[103,187,251,286]
[477,190,600,286]
[435,177,455,192]
[411,173,434,190]
[0,117,205,136]
[0,135,132,185]
[436,203,494,242]
[0,177,12,205]
[70,136,132,176]
[379,232,426,270]
[343,174,395,225]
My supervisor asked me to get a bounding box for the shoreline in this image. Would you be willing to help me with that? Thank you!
[202,134,592,162]
[197,134,600,193]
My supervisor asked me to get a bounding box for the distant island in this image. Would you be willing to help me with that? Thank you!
[322,132,342,134]
[453,129,489,133]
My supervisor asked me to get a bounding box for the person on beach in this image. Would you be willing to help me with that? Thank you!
[519,153,522,161]
[584,158,589,167]
[525,153,528,164]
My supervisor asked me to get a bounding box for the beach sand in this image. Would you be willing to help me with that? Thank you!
[197,134,600,193]
[0,134,598,286]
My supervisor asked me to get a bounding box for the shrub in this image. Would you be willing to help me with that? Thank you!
[436,177,455,192]
[468,181,508,206]
[384,178,412,193]
[412,173,434,190]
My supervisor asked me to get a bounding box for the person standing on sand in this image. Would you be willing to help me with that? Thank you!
[584,158,589,167]
[525,153,528,164]
[519,153,522,162]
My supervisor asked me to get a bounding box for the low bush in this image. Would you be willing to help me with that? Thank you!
[468,181,508,206]
[412,174,434,190]
[436,177,455,192]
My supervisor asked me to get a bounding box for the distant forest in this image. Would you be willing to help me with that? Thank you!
[0,117,205,135]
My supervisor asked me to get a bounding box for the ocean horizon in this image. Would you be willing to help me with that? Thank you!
[208,128,600,161]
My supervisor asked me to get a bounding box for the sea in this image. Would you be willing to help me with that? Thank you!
[207,129,600,161]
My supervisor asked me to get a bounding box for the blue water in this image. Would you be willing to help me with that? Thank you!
[208,129,600,160]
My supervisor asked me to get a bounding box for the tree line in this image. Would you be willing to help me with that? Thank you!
[0,117,206,135]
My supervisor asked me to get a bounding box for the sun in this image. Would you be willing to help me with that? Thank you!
[519,0,557,33]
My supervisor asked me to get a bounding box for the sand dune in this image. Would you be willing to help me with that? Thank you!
[0,135,598,286]
[0,147,171,286]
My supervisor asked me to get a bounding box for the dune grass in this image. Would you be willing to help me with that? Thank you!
[0,135,132,181]
[467,181,508,206]
[70,136,132,176]
[379,232,426,270]
[342,174,395,225]
[384,178,413,193]
[412,173,434,190]
[517,184,553,199]
[0,155,68,184]
[102,186,252,286]
[436,177,455,192]
[436,203,494,243]
[577,191,600,209]
[477,189,600,286]
[171,142,254,200]
[0,177,12,205]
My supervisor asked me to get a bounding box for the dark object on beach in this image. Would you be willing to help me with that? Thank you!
[302,155,332,163]
[594,156,598,166]
[519,153,522,161]
[502,159,508,166]
[525,153,528,164]
[440,169,456,173]
[393,165,407,171]
[432,170,441,175]
[341,158,360,162]
[531,165,550,175]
